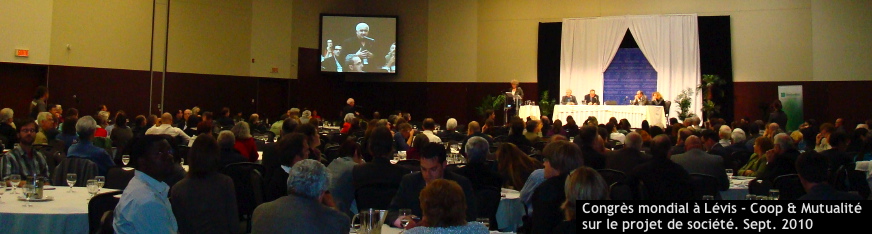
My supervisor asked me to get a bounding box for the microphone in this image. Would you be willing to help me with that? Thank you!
[364,36,374,41]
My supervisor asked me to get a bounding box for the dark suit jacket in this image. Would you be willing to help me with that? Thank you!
[507,133,532,149]
[436,130,466,143]
[798,184,863,200]
[352,157,410,210]
[768,110,788,132]
[219,148,249,169]
[251,193,351,234]
[821,149,853,172]
[671,149,729,190]
[531,173,568,234]
[321,56,342,72]
[669,144,686,156]
[583,94,600,105]
[561,95,577,105]
[605,147,651,174]
[1,122,18,149]
[387,171,477,226]
[455,162,502,191]
[341,37,379,72]
[342,105,357,116]
[626,157,694,200]
[581,147,606,170]
[709,143,730,158]
[170,173,239,234]
[264,169,289,203]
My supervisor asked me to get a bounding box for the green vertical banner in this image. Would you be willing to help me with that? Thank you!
[778,85,803,132]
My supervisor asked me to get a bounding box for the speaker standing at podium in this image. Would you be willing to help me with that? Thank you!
[506,80,524,119]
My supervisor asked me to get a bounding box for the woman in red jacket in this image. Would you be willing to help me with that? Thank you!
[231,121,259,162]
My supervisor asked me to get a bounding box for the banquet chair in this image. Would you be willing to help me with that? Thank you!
[772,174,806,200]
[355,182,400,211]
[221,162,266,233]
[105,166,135,190]
[475,186,501,230]
[96,210,114,234]
[664,101,672,117]
[609,181,637,200]
[689,173,722,200]
[323,145,341,163]
[831,164,871,199]
[88,190,123,234]
[52,157,98,187]
[596,169,627,187]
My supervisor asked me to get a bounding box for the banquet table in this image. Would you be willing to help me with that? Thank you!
[0,186,119,234]
[552,105,667,128]
[517,105,540,120]
[719,177,754,200]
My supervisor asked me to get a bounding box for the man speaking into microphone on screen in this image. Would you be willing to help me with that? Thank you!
[343,22,377,72]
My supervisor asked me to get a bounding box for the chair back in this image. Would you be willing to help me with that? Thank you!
[609,181,636,200]
[605,100,618,105]
[475,186,501,230]
[96,210,114,234]
[104,167,135,190]
[596,169,627,186]
[220,162,266,225]
[748,178,773,196]
[52,157,99,186]
[664,101,672,116]
[689,173,721,200]
[831,164,871,199]
[773,174,806,200]
[355,182,400,211]
[324,145,341,163]
[88,190,123,234]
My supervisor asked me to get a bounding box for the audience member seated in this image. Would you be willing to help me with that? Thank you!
[745,121,764,152]
[756,133,798,182]
[763,122,781,140]
[68,116,116,176]
[269,114,288,136]
[393,123,414,151]
[327,139,364,216]
[231,121,259,162]
[146,113,192,143]
[56,116,79,150]
[340,113,355,134]
[738,136,774,177]
[506,117,532,148]
[295,123,322,163]
[264,133,309,203]
[110,112,133,149]
[131,115,149,138]
[94,111,110,138]
[217,131,248,169]
[456,136,502,191]
[0,108,17,149]
[352,126,410,210]
[555,166,610,233]
[420,118,443,143]
[530,140,584,234]
[436,118,466,142]
[670,136,729,191]
[113,135,179,233]
[406,133,430,161]
[606,122,625,145]
[626,134,694,200]
[1,118,49,179]
[216,107,235,127]
[819,131,853,173]
[187,121,213,147]
[524,120,542,143]
[498,143,543,190]
[605,132,650,174]
[701,129,729,158]
[402,179,489,234]
[547,119,565,138]
[726,128,748,155]
[574,125,605,169]
[34,112,58,145]
[252,159,351,233]
[388,143,477,228]
[460,121,493,157]
[170,135,239,234]
[796,151,863,200]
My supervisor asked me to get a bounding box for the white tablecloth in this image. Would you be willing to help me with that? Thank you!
[0,186,119,234]
[517,105,540,120]
[719,178,754,200]
[552,105,667,128]
[496,188,524,232]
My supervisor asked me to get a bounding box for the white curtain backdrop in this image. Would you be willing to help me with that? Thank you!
[560,14,701,118]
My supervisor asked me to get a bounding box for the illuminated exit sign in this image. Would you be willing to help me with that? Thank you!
[15,49,29,57]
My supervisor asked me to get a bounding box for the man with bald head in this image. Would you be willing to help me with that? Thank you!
[605,132,651,173]
[670,135,729,191]
[146,113,192,143]
[342,22,377,72]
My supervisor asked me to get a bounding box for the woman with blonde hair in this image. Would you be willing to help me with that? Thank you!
[555,166,609,233]
[497,143,543,190]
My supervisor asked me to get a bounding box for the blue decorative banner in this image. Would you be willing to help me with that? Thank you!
[603,48,658,105]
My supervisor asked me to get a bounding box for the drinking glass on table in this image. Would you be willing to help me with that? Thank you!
[86,179,99,200]
[725,169,734,181]
[66,173,78,193]
[399,209,413,230]
[702,195,714,200]
[477,218,490,229]
[23,184,35,207]
[0,181,6,204]
[769,189,780,200]
[122,154,131,166]
[95,176,106,191]
[9,174,21,194]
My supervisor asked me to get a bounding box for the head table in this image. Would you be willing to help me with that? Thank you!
[0,186,119,234]
[552,104,667,128]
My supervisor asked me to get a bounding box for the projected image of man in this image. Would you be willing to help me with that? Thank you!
[345,54,364,73]
[343,23,376,72]
[321,45,343,72]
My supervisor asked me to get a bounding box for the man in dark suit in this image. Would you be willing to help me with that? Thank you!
[796,151,863,200]
[352,127,410,210]
[455,136,501,191]
[342,98,359,117]
[626,134,694,200]
[436,118,466,142]
[342,23,378,72]
[320,45,343,72]
[702,129,730,159]
[670,136,729,191]
[819,131,853,172]
[669,128,693,156]
[583,89,600,105]
[561,89,578,105]
[387,143,477,228]
[606,132,651,174]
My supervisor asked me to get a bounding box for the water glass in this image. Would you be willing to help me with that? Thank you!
[66,173,78,193]
[87,179,99,200]
[95,176,106,190]
[0,181,5,204]
[122,155,131,166]
[702,195,714,200]
[477,218,490,229]
[9,174,21,194]
[768,189,780,200]
[725,169,733,178]
[745,194,757,200]
[399,209,412,229]
[23,184,35,207]
[398,151,407,160]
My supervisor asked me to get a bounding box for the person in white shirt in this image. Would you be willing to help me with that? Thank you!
[146,113,191,143]
[420,118,442,143]
[114,134,179,233]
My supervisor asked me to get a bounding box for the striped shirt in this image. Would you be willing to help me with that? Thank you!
[1,146,49,179]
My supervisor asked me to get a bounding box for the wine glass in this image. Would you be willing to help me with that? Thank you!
[477,218,490,229]
[22,184,34,207]
[9,174,20,194]
[86,179,99,200]
[66,173,78,193]
[95,176,106,191]
[725,169,734,181]
[0,180,5,204]
[769,189,780,200]
[122,155,130,166]
[399,209,412,231]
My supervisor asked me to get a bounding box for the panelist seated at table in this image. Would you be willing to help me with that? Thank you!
[648,91,667,107]
[583,89,600,105]
[561,89,578,105]
[630,90,648,105]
